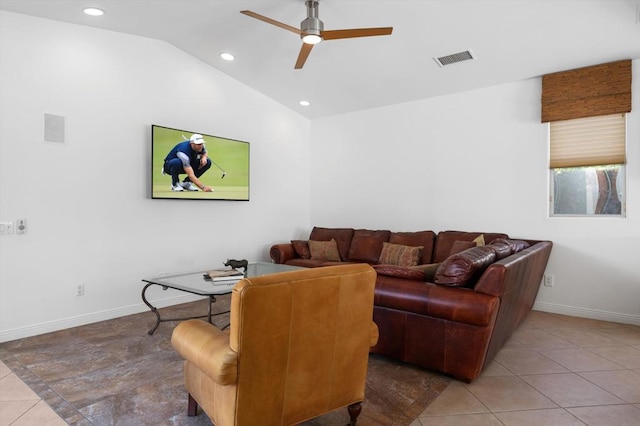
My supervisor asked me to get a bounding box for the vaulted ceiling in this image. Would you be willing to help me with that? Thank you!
[1,0,639,118]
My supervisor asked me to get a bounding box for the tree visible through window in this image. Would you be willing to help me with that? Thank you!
[551,165,624,215]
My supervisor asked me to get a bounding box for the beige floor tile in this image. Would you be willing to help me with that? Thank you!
[568,404,640,426]
[11,400,67,426]
[521,372,624,407]
[464,376,557,412]
[580,370,640,404]
[0,373,39,402]
[420,382,488,416]
[494,408,585,426]
[494,349,569,375]
[418,413,503,426]
[510,328,576,350]
[548,328,621,347]
[587,345,640,369]
[479,360,513,377]
[0,361,11,380]
[539,347,626,372]
[596,327,640,346]
[0,400,39,425]
[500,336,529,350]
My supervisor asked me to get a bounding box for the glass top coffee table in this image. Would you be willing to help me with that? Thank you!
[141,262,302,335]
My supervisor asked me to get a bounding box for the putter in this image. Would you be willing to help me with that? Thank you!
[183,134,226,178]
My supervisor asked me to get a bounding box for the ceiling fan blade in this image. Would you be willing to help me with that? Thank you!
[295,43,314,69]
[240,10,302,35]
[322,27,393,40]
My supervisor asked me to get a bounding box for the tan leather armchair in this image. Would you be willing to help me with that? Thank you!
[171,264,379,426]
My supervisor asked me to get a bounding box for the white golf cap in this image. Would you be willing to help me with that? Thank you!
[190,134,205,144]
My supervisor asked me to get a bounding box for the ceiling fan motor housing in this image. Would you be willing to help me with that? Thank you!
[301,0,323,39]
[301,17,323,37]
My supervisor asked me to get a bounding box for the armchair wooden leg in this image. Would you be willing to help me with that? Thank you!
[187,393,198,416]
[347,402,362,426]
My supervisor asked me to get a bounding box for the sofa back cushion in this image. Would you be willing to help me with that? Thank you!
[388,230,436,264]
[434,245,497,287]
[433,231,508,263]
[347,229,391,263]
[309,227,354,261]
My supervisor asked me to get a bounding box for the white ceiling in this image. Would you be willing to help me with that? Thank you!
[1,0,639,119]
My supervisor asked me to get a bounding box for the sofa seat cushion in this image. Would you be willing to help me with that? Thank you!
[373,264,425,281]
[347,229,391,263]
[434,246,497,287]
[389,231,436,265]
[285,258,330,268]
[374,276,499,326]
[309,227,354,261]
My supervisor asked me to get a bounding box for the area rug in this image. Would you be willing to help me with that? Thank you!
[0,298,451,426]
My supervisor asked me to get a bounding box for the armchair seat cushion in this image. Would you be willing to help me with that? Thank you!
[172,320,237,386]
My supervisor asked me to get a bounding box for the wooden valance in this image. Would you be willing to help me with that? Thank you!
[541,59,631,123]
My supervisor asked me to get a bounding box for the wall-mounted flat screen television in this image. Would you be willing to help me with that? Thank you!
[151,125,250,201]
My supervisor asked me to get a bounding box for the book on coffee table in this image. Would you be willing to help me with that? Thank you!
[204,269,244,282]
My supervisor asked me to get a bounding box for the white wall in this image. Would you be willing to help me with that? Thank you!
[311,61,640,325]
[0,12,311,341]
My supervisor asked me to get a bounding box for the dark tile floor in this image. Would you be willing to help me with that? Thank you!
[0,298,450,426]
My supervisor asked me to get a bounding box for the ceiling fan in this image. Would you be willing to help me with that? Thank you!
[241,0,393,69]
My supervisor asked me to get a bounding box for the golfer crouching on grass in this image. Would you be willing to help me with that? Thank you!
[163,134,214,192]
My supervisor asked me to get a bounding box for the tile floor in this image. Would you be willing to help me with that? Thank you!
[1,310,639,426]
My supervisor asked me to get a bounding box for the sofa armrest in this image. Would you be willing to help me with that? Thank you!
[171,319,238,386]
[375,278,499,326]
[270,243,297,264]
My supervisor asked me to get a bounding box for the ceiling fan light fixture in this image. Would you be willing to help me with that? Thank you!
[302,34,322,45]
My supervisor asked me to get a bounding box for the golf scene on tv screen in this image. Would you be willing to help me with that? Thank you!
[151,125,250,201]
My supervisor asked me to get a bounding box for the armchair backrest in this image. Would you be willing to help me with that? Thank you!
[229,263,377,425]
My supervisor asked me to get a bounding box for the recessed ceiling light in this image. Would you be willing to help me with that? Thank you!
[83,7,104,16]
[299,100,310,107]
[220,52,235,61]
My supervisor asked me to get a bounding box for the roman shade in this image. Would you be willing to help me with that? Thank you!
[541,59,631,123]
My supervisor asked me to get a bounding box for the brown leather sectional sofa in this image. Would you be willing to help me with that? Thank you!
[270,227,553,382]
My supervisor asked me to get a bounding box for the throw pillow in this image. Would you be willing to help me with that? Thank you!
[449,240,476,256]
[434,246,497,287]
[378,242,423,267]
[472,234,486,246]
[492,238,531,254]
[373,264,426,281]
[291,240,311,259]
[489,240,513,260]
[308,239,341,261]
[411,263,441,282]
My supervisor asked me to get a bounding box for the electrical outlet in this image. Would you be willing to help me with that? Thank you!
[544,274,554,287]
[76,284,85,296]
[0,221,14,234]
[16,219,26,234]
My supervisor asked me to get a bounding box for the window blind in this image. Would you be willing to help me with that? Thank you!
[541,60,631,123]
[549,113,626,168]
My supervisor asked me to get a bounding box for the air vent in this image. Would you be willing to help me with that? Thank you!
[433,50,476,67]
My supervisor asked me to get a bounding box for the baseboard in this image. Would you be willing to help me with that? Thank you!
[533,301,640,326]
[0,293,205,343]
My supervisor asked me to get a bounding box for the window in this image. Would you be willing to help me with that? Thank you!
[549,114,626,216]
